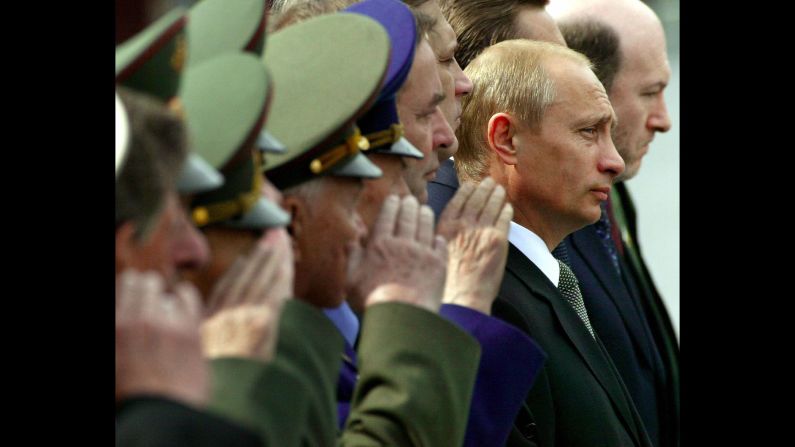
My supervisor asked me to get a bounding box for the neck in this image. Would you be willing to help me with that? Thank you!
[500,172,579,252]
[511,206,569,252]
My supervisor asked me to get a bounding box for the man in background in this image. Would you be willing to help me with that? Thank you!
[550,2,679,445]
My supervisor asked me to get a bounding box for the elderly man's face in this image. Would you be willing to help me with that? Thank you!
[290,177,367,308]
[397,40,454,203]
[418,0,473,161]
[117,190,211,290]
[609,25,671,181]
[179,176,290,305]
[357,153,411,231]
[180,225,260,301]
[513,57,624,231]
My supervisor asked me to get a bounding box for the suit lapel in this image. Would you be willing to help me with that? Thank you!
[568,229,656,367]
[505,244,644,446]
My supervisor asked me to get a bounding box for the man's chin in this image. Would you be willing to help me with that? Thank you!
[417,189,429,205]
[617,160,642,182]
[408,179,428,204]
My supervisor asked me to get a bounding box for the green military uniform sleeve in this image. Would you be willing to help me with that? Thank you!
[206,299,344,447]
[341,302,482,447]
[275,299,346,446]
[207,357,308,446]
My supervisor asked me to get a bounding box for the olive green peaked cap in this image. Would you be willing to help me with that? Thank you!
[181,53,289,229]
[187,0,267,67]
[115,7,187,102]
[262,13,390,190]
[187,0,285,154]
[115,7,223,195]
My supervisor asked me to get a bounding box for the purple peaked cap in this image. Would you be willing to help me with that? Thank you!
[344,0,423,159]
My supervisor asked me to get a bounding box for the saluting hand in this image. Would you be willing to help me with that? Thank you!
[346,194,448,313]
[201,228,293,363]
[116,270,208,407]
[436,177,513,315]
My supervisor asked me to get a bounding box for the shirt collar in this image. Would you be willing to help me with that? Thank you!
[323,300,360,347]
[508,221,560,287]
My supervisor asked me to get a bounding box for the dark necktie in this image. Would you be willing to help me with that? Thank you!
[551,240,571,266]
[557,259,595,339]
[594,201,621,274]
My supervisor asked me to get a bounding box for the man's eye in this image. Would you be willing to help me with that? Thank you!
[417,112,433,121]
[438,54,457,65]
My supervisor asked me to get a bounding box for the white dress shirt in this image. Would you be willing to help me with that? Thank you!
[508,221,560,287]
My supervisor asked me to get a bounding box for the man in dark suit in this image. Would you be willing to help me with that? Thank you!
[456,38,652,446]
[550,2,679,445]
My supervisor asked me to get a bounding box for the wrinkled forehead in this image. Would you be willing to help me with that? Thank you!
[432,16,457,50]
[418,1,457,52]
[549,59,612,109]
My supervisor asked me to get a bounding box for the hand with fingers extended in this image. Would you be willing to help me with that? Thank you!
[116,269,209,407]
[347,195,448,313]
[201,228,293,363]
[436,177,513,315]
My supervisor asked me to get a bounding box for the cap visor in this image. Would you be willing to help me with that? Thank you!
[258,130,287,154]
[223,197,290,229]
[328,152,383,179]
[374,136,423,159]
[177,153,225,194]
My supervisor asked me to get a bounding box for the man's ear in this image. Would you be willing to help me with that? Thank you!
[282,195,306,264]
[488,113,519,166]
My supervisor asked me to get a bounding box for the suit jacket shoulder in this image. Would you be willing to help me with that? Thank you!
[493,244,651,447]
[427,158,459,218]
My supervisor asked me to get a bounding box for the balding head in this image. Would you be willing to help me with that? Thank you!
[549,0,660,26]
[550,0,666,57]
[549,0,671,181]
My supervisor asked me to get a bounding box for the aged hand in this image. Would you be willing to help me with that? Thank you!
[115,270,208,407]
[346,195,448,313]
[201,228,292,362]
[436,177,513,315]
[201,303,281,362]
